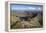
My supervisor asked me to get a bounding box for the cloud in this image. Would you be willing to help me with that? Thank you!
[11,4,43,11]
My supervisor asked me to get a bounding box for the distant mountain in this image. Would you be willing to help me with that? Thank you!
[11,10,43,15]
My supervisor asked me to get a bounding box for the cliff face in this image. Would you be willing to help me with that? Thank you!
[10,14,43,29]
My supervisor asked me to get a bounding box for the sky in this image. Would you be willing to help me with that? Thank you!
[10,4,43,11]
